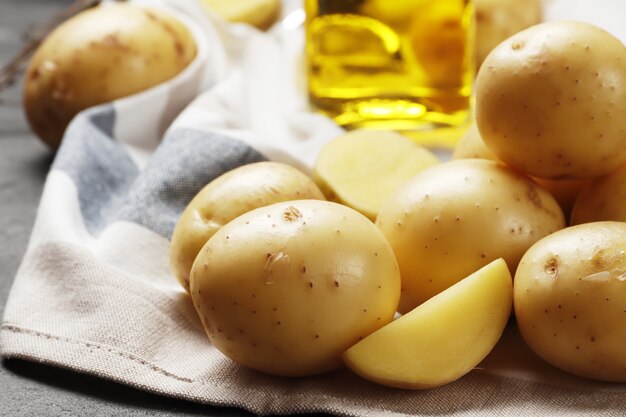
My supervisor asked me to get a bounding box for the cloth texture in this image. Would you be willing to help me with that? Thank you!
[2,0,626,415]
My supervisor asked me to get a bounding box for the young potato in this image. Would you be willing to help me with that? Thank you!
[474,0,542,67]
[533,178,589,223]
[476,21,626,180]
[571,164,626,225]
[170,162,325,292]
[190,200,401,377]
[344,259,512,389]
[514,222,626,382]
[200,0,281,30]
[376,159,564,313]
[24,3,197,149]
[453,123,588,219]
[409,0,471,88]
[313,129,439,221]
[452,122,499,161]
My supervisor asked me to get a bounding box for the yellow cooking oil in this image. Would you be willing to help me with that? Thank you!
[305,0,475,147]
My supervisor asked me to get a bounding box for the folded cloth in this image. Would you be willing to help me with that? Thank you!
[1,0,625,415]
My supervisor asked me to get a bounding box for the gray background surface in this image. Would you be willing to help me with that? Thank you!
[0,1,288,415]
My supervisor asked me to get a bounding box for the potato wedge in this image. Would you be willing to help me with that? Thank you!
[313,129,438,221]
[344,259,512,389]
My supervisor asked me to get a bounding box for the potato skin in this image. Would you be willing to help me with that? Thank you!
[190,200,401,377]
[24,3,196,149]
[476,21,626,179]
[474,0,542,67]
[453,123,588,219]
[514,222,626,382]
[376,159,564,313]
[170,162,325,292]
[452,122,499,161]
[409,0,470,87]
[571,164,626,225]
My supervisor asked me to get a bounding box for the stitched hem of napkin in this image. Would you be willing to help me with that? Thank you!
[3,323,626,417]
[0,324,398,416]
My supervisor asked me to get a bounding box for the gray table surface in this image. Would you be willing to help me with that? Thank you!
[0,1,299,415]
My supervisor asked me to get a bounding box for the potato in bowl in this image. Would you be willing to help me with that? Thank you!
[24,3,197,149]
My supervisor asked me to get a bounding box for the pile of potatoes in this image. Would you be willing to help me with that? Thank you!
[172,18,626,388]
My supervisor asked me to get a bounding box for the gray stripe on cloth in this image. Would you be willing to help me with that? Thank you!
[90,106,116,138]
[114,128,267,238]
[53,105,139,234]
[53,107,267,238]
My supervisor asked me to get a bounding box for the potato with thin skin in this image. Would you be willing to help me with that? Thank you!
[452,122,498,161]
[534,178,589,222]
[514,222,626,382]
[409,0,470,87]
[376,159,564,313]
[474,0,542,67]
[200,0,281,30]
[476,21,626,179]
[571,164,626,225]
[170,162,325,292]
[452,124,588,219]
[24,3,197,149]
[190,200,401,377]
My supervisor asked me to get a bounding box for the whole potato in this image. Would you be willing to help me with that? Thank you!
[514,222,626,382]
[409,0,470,87]
[533,178,589,223]
[200,0,281,30]
[24,3,196,149]
[453,123,588,219]
[376,159,564,313]
[170,162,325,292]
[474,0,542,67]
[452,122,498,161]
[190,200,401,377]
[571,164,626,225]
[476,21,626,179]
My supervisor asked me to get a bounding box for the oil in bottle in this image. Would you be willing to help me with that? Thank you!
[305,0,475,147]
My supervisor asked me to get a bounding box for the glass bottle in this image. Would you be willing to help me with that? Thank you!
[305,0,475,147]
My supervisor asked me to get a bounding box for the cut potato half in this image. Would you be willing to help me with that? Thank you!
[313,130,439,220]
[343,258,512,389]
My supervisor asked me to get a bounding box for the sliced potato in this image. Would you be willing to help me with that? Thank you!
[313,129,439,220]
[344,259,512,389]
